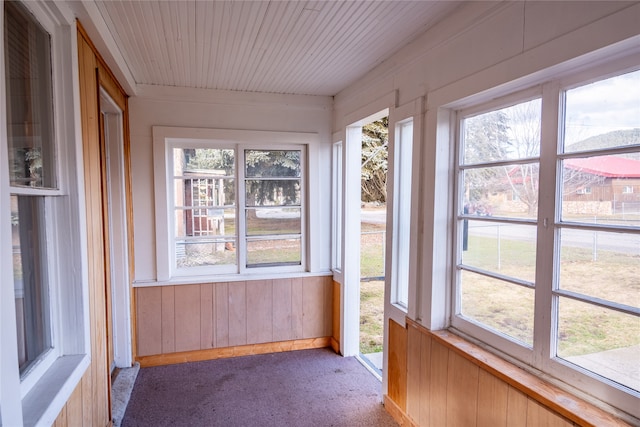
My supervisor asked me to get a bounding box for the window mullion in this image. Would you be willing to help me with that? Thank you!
[533,81,562,370]
[237,146,247,274]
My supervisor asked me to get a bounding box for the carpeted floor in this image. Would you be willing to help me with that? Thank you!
[122,348,398,427]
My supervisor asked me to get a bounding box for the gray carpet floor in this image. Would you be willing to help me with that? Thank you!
[122,348,398,427]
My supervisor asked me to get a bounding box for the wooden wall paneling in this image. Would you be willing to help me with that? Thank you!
[161,286,176,353]
[228,281,247,346]
[506,386,528,427]
[200,283,214,349]
[526,399,574,427]
[291,278,304,339]
[246,280,273,344]
[477,368,509,427]
[215,283,229,347]
[418,333,432,427]
[322,276,333,336]
[405,322,422,421]
[273,278,293,342]
[332,280,340,346]
[387,319,408,411]
[429,340,449,426]
[135,287,162,356]
[174,284,201,352]
[64,381,83,425]
[302,276,325,338]
[81,370,93,426]
[446,351,480,426]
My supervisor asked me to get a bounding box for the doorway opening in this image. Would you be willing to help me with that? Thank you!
[358,116,389,377]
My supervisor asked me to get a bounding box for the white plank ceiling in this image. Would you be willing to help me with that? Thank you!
[93,1,461,96]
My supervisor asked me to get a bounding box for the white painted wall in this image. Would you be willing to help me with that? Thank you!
[128,85,333,282]
[333,0,640,328]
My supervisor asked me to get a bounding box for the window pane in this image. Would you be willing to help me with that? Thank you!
[461,220,537,283]
[460,270,534,346]
[5,1,55,188]
[462,98,541,164]
[173,148,235,177]
[245,150,301,177]
[174,177,235,208]
[462,163,539,219]
[246,238,301,267]
[558,229,640,308]
[557,297,639,392]
[561,155,640,225]
[245,179,300,206]
[564,70,640,150]
[175,208,235,238]
[175,239,236,268]
[246,208,301,236]
[11,195,51,374]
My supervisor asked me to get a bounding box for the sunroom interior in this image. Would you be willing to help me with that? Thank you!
[1,1,639,426]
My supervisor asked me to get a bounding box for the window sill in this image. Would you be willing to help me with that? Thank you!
[134,270,333,287]
[22,354,89,427]
[417,322,634,426]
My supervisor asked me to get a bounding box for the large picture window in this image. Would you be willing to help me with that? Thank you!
[453,66,640,416]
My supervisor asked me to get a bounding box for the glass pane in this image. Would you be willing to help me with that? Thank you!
[561,155,640,225]
[246,238,301,267]
[175,208,235,238]
[461,220,537,283]
[173,148,235,177]
[5,1,55,188]
[564,69,640,151]
[246,208,301,236]
[245,150,301,178]
[462,98,541,164]
[174,177,235,208]
[462,162,539,219]
[245,179,300,206]
[11,195,51,374]
[175,239,236,268]
[558,229,640,308]
[460,270,534,346]
[557,297,639,392]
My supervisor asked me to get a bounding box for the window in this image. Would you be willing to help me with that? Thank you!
[453,67,640,417]
[154,128,312,280]
[622,185,634,194]
[390,119,413,309]
[1,1,88,424]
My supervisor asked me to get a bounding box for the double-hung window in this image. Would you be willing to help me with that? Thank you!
[453,64,640,417]
[2,1,87,424]
[155,128,308,280]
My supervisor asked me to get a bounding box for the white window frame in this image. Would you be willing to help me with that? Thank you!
[0,1,90,425]
[449,57,640,419]
[153,126,316,282]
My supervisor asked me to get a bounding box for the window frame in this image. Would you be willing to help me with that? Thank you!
[450,60,640,418]
[153,126,316,282]
[0,1,90,425]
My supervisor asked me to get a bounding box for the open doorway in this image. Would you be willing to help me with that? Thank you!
[359,116,388,377]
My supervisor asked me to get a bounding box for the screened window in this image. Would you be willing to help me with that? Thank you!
[453,67,640,416]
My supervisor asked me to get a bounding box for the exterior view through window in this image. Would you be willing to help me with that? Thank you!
[455,68,639,402]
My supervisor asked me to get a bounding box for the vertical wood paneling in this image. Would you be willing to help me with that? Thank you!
[81,370,93,426]
[446,351,480,426]
[418,333,432,427]
[322,277,333,336]
[302,276,325,337]
[247,280,273,344]
[291,278,304,339]
[200,283,214,349]
[174,284,201,351]
[526,399,574,427]
[506,387,528,427]
[332,280,341,344]
[161,286,175,353]
[228,281,247,346]
[405,322,422,420]
[477,368,508,427]
[388,319,407,411]
[136,287,162,356]
[65,381,83,425]
[273,278,293,342]
[215,283,229,347]
[429,340,449,426]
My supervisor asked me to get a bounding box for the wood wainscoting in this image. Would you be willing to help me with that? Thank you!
[385,318,632,427]
[135,276,335,366]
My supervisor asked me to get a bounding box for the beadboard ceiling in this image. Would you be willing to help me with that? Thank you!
[90,1,461,96]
